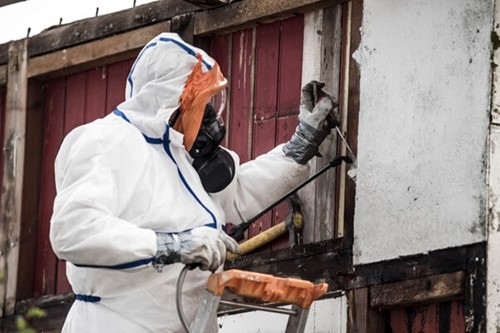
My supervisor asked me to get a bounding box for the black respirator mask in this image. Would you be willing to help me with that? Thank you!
[188,104,235,193]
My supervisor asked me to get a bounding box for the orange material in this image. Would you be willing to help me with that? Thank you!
[206,269,328,309]
[174,53,227,151]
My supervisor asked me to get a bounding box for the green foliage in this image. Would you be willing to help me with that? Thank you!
[15,307,47,333]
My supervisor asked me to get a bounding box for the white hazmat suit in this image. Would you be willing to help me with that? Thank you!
[50,33,312,332]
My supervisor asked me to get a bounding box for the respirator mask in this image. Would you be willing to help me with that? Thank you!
[187,101,235,193]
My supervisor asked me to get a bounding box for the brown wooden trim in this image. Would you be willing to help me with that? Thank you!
[182,0,228,8]
[27,21,171,80]
[16,79,45,301]
[0,0,199,65]
[341,0,362,251]
[172,13,195,45]
[347,243,484,290]
[0,39,28,317]
[0,0,25,7]
[347,288,387,333]
[464,243,486,332]
[194,0,346,36]
[370,271,465,309]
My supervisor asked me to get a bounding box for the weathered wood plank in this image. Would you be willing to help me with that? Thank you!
[182,0,228,9]
[172,13,194,45]
[465,244,486,332]
[35,77,66,297]
[0,39,28,317]
[84,67,107,122]
[347,243,484,290]
[347,288,386,333]
[300,9,323,243]
[194,0,345,35]
[228,28,254,164]
[316,4,343,241]
[370,271,465,308]
[27,21,170,80]
[0,0,199,65]
[16,79,44,301]
[105,60,132,114]
[341,0,362,250]
[0,65,5,87]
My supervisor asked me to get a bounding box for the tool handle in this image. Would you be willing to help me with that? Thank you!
[228,155,351,241]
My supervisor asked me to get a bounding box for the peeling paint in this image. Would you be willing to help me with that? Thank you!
[492,30,500,50]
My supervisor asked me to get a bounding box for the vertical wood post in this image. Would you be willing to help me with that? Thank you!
[300,4,343,243]
[0,38,28,317]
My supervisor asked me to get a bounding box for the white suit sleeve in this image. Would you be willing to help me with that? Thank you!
[213,144,310,225]
[50,124,157,268]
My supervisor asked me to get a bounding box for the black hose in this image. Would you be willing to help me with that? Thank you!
[176,265,192,333]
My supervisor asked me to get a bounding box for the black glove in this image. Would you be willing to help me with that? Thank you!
[283,81,339,164]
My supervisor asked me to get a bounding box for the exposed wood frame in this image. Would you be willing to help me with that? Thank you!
[27,21,171,81]
[300,4,344,243]
[370,271,465,309]
[0,39,28,317]
[0,0,199,65]
[194,0,346,35]
[347,243,484,290]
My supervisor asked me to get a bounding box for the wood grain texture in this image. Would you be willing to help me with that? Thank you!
[0,39,28,317]
[370,272,465,308]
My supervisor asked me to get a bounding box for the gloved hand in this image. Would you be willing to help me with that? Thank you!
[283,81,339,164]
[153,226,241,272]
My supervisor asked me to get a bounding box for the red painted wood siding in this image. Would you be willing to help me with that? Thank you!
[389,301,465,333]
[36,60,132,296]
[211,16,304,249]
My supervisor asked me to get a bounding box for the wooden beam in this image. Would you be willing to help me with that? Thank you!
[0,0,25,7]
[0,0,199,65]
[27,21,171,80]
[182,0,228,9]
[172,13,195,45]
[370,271,465,308]
[0,39,28,317]
[347,243,484,290]
[194,0,345,35]
[225,238,349,291]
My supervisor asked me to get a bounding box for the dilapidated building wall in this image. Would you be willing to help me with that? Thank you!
[1,0,499,332]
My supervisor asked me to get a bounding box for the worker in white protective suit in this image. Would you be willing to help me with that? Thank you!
[50,32,339,333]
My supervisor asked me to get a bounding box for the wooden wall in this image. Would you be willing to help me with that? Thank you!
[211,16,304,250]
[32,15,304,297]
[34,60,134,296]
[389,301,465,333]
